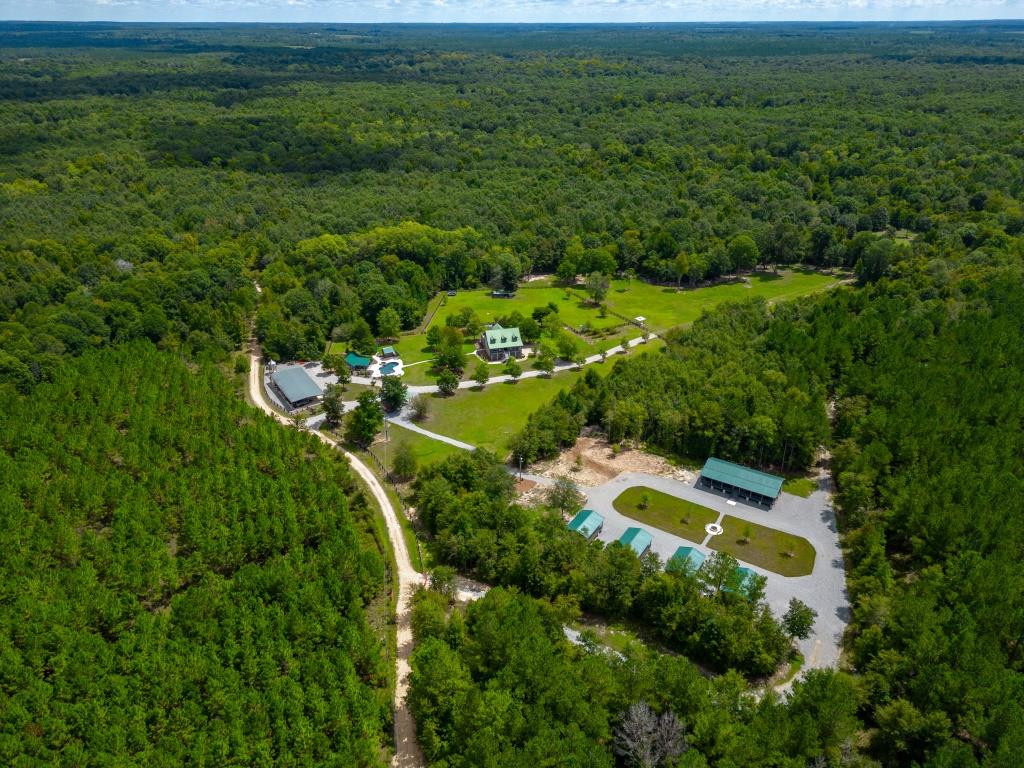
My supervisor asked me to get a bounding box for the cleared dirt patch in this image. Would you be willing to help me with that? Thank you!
[532,436,696,487]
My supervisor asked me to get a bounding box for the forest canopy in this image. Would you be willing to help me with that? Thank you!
[0,345,391,765]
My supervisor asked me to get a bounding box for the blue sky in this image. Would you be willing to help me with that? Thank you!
[4,0,1023,23]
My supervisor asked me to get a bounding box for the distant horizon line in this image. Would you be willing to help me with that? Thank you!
[3,18,1024,25]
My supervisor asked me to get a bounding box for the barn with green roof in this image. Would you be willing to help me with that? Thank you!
[698,457,784,508]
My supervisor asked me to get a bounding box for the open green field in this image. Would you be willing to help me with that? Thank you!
[423,368,587,455]
[612,486,719,545]
[711,515,816,577]
[429,286,621,332]
[602,270,840,332]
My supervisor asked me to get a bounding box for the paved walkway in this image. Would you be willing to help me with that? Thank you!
[387,412,476,451]
[247,344,425,768]
[313,333,658,397]
[583,471,849,677]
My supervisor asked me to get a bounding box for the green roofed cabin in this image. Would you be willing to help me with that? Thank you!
[698,457,784,508]
[669,546,706,573]
[567,509,604,541]
[345,351,372,372]
[724,566,760,597]
[619,527,652,557]
[270,366,322,410]
[480,323,524,362]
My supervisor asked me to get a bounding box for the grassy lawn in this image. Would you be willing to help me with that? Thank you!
[371,422,465,473]
[711,515,816,577]
[602,270,839,332]
[782,477,818,498]
[423,369,586,456]
[612,486,718,545]
[428,286,617,332]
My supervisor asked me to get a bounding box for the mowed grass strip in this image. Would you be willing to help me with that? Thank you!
[423,369,586,456]
[612,486,718,545]
[711,515,816,577]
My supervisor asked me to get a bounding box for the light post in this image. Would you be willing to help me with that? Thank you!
[518,454,523,481]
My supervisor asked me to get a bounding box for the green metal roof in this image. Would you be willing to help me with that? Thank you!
[271,367,322,404]
[619,527,652,556]
[723,566,759,595]
[669,546,706,571]
[381,346,396,356]
[345,351,371,368]
[483,325,522,351]
[567,509,603,538]
[701,457,784,498]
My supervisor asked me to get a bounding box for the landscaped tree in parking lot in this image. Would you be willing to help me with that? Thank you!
[782,598,818,640]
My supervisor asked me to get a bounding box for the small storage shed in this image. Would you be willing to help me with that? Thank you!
[567,509,604,541]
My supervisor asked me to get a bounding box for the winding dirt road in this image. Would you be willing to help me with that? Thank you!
[247,345,425,768]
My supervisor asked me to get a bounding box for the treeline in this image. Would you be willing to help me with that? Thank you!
[0,345,391,765]
[3,24,1023,325]
[413,450,792,677]
[253,222,525,360]
[409,586,869,767]
[511,299,830,472]
[0,234,256,392]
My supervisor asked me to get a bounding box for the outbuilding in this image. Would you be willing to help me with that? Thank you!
[669,546,706,573]
[270,366,323,410]
[480,323,523,362]
[698,457,784,508]
[567,509,604,541]
[380,346,398,359]
[345,351,372,372]
[619,527,652,557]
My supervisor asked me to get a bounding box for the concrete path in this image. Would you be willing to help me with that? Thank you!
[247,345,425,768]
[582,471,849,680]
[311,333,659,398]
[387,413,476,451]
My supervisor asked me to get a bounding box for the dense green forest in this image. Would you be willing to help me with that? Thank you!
[512,244,1024,766]
[410,584,869,767]
[3,22,1024,377]
[3,20,1024,768]
[0,345,391,765]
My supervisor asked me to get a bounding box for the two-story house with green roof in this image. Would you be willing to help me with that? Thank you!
[480,323,524,362]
